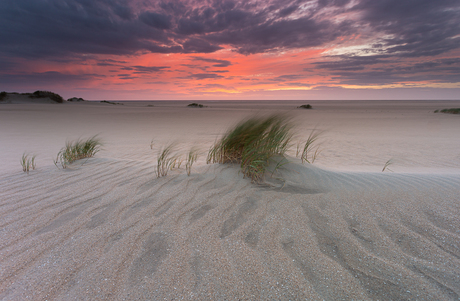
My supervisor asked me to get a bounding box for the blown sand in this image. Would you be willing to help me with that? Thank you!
[0,99,459,300]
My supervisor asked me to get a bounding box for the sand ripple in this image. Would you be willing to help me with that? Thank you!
[1,158,459,300]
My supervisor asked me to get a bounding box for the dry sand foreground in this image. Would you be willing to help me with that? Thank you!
[0,99,460,300]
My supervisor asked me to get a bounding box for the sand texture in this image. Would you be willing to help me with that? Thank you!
[0,100,460,300]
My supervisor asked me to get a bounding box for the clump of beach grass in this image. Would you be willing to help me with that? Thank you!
[298,104,312,109]
[54,136,102,169]
[21,153,36,173]
[30,90,64,103]
[186,147,199,176]
[156,143,182,178]
[0,91,7,101]
[434,108,460,114]
[187,103,206,108]
[297,129,323,163]
[207,115,293,183]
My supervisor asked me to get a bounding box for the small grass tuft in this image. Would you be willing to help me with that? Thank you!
[298,104,312,109]
[186,147,199,176]
[54,136,102,169]
[382,159,393,172]
[21,153,36,174]
[207,115,293,183]
[156,143,181,178]
[297,129,323,164]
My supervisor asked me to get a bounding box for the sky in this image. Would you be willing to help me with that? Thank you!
[1,0,459,100]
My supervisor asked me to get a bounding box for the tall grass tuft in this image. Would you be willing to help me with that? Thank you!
[156,143,181,178]
[54,136,102,169]
[186,147,199,176]
[297,129,323,164]
[21,153,36,173]
[207,115,293,182]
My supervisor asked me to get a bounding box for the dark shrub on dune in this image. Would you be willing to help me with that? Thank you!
[68,97,85,102]
[298,104,312,109]
[0,91,6,101]
[435,108,460,114]
[30,90,64,103]
[187,103,205,108]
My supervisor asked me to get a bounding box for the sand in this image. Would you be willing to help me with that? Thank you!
[0,98,459,300]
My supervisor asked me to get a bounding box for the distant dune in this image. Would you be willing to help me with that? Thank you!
[0,91,65,104]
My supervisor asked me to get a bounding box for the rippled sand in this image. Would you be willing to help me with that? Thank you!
[0,99,459,300]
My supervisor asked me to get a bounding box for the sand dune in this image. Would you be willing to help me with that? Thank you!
[0,100,459,300]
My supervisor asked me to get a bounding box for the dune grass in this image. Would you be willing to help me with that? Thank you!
[156,143,182,178]
[54,136,102,169]
[30,90,64,103]
[0,91,7,101]
[21,153,36,174]
[207,115,293,182]
[297,129,323,164]
[434,108,460,114]
[187,103,206,108]
[298,104,312,109]
[382,159,393,172]
[186,148,199,176]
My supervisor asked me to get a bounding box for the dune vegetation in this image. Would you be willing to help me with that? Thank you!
[54,136,102,169]
[156,143,182,178]
[434,108,460,114]
[0,91,7,101]
[207,115,293,182]
[298,104,313,109]
[30,90,65,103]
[20,153,36,174]
[187,103,206,108]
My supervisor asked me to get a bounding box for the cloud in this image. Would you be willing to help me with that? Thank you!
[0,71,103,85]
[271,74,306,82]
[187,73,225,80]
[351,0,460,58]
[313,56,460,85]
[1,0,458,60]
[1,0,459,89]
[131,66,170,73]
[139,11,172,30]
[182,38,222,53]
[192,57,232,67]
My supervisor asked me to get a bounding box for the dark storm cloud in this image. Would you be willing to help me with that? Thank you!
[315,57,460,84]
[0,0,351,59]
[353,0,460,58]
[139,11,172,29]
[182,38,222,53]
[0,71,103,85]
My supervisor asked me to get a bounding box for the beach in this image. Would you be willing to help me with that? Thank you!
[1,99,459,300]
